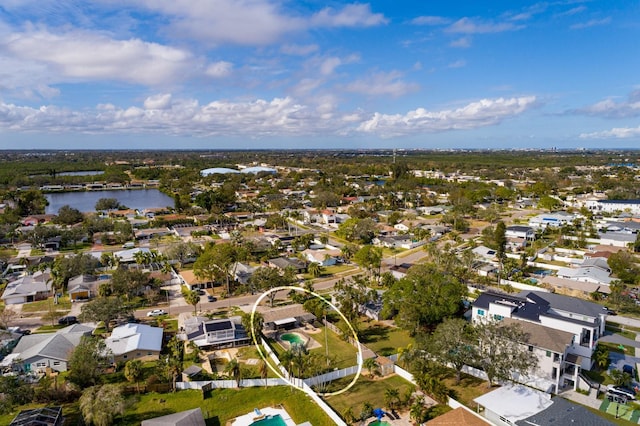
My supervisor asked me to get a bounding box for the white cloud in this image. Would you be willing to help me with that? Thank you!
[129,0,385,46]
[574,90,640,118]
[449,37,471,48]
[320,57,342,76]
[280,44,319,56]
[344,71,419,97]
[555,6,587,18]
[411,16,450,26]
[447,59,467,69]
[0,95,538,139]
[143,94,172,110]
[446,17,525,34]
[580,126,640,139]
[3,28,195,86]
[570,17,611,30]
[356,96,537,137]
[205,61,233,78]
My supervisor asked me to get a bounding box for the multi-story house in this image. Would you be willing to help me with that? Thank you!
[472,291,608,392]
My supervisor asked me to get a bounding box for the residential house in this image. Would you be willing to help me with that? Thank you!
[373,235,421,249]
[141,408,206,426]
[472,291,608,390]
[389,263,412,279]
[268,257,307,274]
[472,246,497,262]
[9,406,64,426]
[4,324,95,373]
[585,199,640,215]
[181,316,250,349]
[597,231,636,247]
[233,262,256,285]
[67,274,110,301]
[105,323,163,363]
[302,248,341,266]
[179,269,215,291]
[514,396,614,426]
[425,407,490,426]
[541,276,611,299]
[1,269,52,305]
[555,265,612,286]
[134,227,174,242]
[528,212,576,229]
[473,384,553,426]
[506,225,536,240]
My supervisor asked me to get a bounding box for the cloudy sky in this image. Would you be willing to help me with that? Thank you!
[0,0,638,150]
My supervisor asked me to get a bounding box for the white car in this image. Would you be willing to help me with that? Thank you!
[146,309,166,317]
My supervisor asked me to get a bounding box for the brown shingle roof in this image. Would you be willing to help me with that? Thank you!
[426,407,491,426]
[502,317,574,353]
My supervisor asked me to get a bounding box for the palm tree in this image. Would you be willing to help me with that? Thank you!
[409,399,425,425]
[342,407,357,426]
[363,357,380,379]
[124,359,144,393]
[384,388,400,412]
[258,359,269,388]
[224,358,242,387]
[241,312,264,342]
[308,262,322,278]
[183,289,200,315]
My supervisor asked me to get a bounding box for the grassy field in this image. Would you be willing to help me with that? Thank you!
[358,320,413,356]
[324,375,415,417]
[22,296,72,313]
[123,387,334,426]
[440,372,492,408]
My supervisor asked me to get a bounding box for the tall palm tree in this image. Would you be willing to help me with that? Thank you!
[384,388,400,412]
[258,359,269,388]
[363,357,380,379]
[224,358,242,387]
[409,399,425,425]
[308,262,322,278]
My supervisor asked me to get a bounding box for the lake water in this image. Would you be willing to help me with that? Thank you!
[57,170,104,176]
[46,189,175,213]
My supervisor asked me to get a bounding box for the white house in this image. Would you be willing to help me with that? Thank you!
[472,291,608,391]
[528,212,576,229]
[105,323,163,363]
[4,324,95,373]
[474,384,552,426]
[585,199,640,215]
[505,225,536,240]
[1,269,51,305]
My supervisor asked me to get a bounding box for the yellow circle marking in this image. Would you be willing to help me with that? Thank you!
[250,285,363,396]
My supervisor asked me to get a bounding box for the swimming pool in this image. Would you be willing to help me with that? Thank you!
[368,421,391,426]
[280,333,304,345]
[251,415,287,426]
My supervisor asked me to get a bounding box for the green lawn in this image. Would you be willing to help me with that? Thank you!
[358,320,413,356]
[324,375,415,417]
[440,372,492,408]
[606,324,638,340]
[123,387,334,426]
[0,402,82,425]
[22,296,72,313]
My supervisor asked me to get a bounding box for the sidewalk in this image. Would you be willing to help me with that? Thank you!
[559,388,602,410]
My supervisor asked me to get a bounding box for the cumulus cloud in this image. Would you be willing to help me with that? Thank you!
[446,17,525,34]
[3,28,195,86]
[570,17,611,30]
[0,95,538,139]
[573,90,640,118]
[344,71,419,97]
[580,126,640,139]
[356,96,537,137]
[129,0,385,46]
[143,94,172,110]
[205,61,233,78]
[411,16,450,26]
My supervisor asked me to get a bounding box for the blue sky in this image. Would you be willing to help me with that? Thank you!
[0,0,639,150]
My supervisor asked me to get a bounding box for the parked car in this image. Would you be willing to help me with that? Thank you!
[607,385,636,400]
[146,309,166,317]
[58,316,78,325]
[207,295,216,302]
[623,364,635,377]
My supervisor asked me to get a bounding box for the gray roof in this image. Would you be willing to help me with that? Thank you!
[515,397,614,426]
[11,324,94,363]
[518,290,606,318]
[141,408,206,426]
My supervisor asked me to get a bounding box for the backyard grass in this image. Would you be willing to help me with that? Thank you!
[599,341,635,355]
[0,401,81,425]
[324,375,415,417]
[606,324,639,340]
[440,372,492,408]
[358,320,412,356]
[123,387,334,426]
[22,296,72,313]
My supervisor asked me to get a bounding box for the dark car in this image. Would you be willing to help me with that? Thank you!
[207,295,217,302]
[58,316,78,325]
[623,364,635,377]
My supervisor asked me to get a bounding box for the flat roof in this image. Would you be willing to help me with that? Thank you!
[474,384,553,424]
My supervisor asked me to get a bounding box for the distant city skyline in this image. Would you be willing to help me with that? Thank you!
[0,1,638,150]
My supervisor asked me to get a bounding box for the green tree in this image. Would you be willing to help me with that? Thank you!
[538,195,561,212]
[53,205,84,225]
[95,198,121,211]
[193,242,246,296]
[363,357,380,379]
[241,311,264,342]
[124,359,144,393]
[249,266,295,307]
[183,289,201,315]
[384,387,400,412]
[308,262,323,278]
[79,297,131,332]
[68,336,111,388]
[224,358,242,387]
[336,218,377,244]
[383,263,467,336]
[79,384,125,426]
[474,319,537,388]
[426,318,476,384]
[353,245,383,281]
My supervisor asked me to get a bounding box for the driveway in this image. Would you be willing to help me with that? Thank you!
[600,332,640,349]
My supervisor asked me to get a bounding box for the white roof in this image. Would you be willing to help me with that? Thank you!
[105,323,163,356]
[473,384,552,424]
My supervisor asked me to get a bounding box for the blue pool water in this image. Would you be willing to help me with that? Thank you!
[251,415,287,426]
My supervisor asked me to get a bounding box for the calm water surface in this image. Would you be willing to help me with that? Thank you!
[45,189,174,213]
